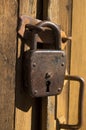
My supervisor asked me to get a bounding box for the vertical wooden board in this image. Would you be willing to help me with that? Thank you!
[19,0,37,17]
[57,0,72,125]
[42,1,59,129]
[0,0,17,130]
[43,0,60,23]
[59,0,72,35]
[15,1,37,130]
[70,1,86,130]
[42,0,72,130]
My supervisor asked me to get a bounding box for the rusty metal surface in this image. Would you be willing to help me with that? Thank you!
[29,50,66,97]
[57,75,84,129]
[18,15,54,44]
[36,21,61,50]
[18,15,71,46]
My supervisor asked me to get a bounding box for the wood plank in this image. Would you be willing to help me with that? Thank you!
[57,0,72,125]
[0,0,17,130]
[15,0,37,130]
[15,1,72,130]
[43,0,60,23]
[42,1,60,129]
[42,0,72,130]
[70,1,86,129]
[19,0,37,18]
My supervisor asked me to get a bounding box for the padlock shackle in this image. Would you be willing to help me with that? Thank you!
[36,21,61,50]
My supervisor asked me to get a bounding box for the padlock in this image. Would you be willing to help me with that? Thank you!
[24,21,66,97]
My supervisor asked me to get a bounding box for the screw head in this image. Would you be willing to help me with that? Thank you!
[61,62,64,66]
[58,87,61,92]
[34,90,38,95]
[33,63,36,67]
[62,53,65,57]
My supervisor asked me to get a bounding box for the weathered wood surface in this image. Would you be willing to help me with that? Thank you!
[70,1,86,130]
[42,0,72,130]
[57,0,72,125]
[42,1,59,129]
[15,0,72,130]
[15,1,39,130]
[0,0,17,130]
[19,0,37,17]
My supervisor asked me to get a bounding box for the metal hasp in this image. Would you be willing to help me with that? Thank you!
[24,21,66,97]
[57,75,84,130]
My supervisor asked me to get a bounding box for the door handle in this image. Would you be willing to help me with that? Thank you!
[57,75,84,130]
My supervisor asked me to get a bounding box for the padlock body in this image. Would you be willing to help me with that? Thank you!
[25,50,66,97]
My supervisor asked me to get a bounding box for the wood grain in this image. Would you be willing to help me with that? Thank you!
[0,0,17,130]
[15,1,38,130]
[15,0,72,130]
[42,1,59,129]
[42,0,72,130]
[57,0,72,124]
[19,0,37,18]
[70,1,86,129]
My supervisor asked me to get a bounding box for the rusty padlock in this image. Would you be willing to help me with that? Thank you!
[24,21,66,97]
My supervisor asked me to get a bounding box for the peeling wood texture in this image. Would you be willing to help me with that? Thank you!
[0,0,17,130]
[70,1,86,130]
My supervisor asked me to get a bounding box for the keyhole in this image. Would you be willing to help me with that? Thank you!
[46,80,51,92]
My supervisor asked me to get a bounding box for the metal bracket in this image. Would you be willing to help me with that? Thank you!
[57,75,84,130]
[18,15,71,49]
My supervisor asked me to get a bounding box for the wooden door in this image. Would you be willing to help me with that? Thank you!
[0,1,17,130]
[70,1,86,130]
[0,0,72,130]
[15,1,72,130]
